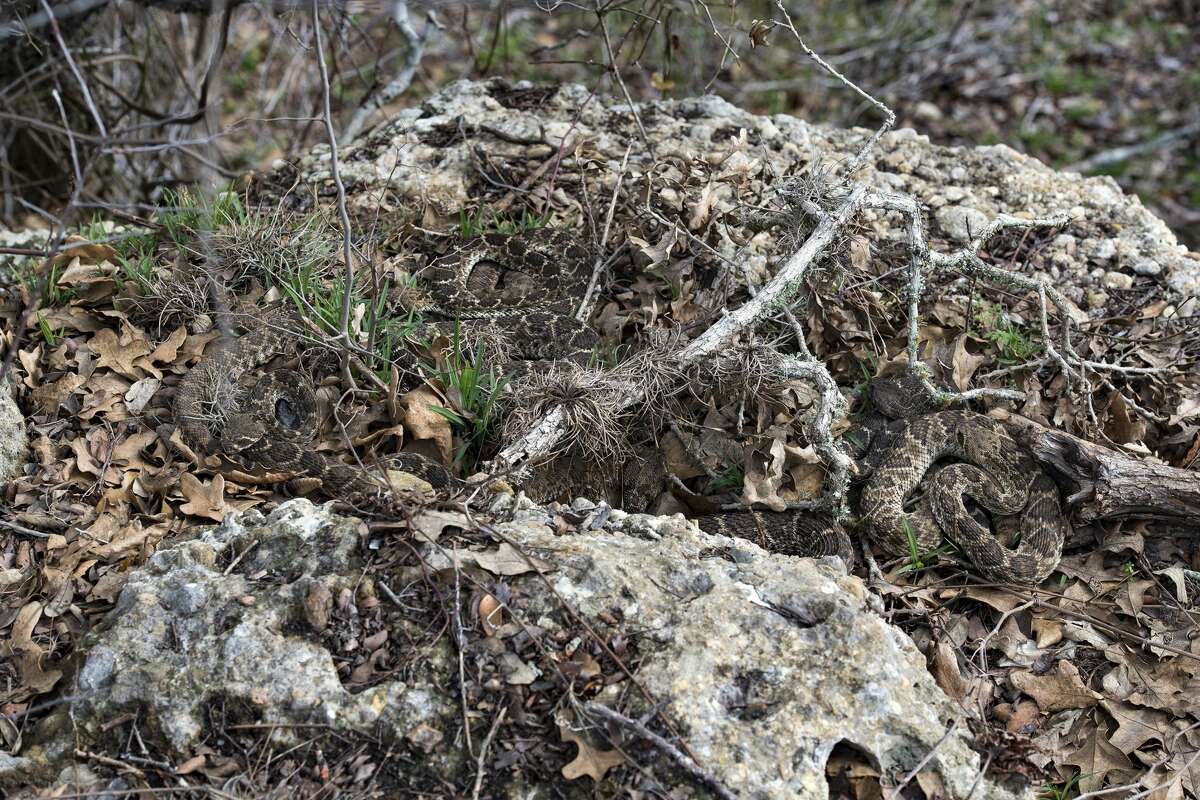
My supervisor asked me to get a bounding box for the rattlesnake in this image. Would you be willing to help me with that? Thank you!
[175,229,1066,584]
[697,408,1066,584]
[174,229,597,505]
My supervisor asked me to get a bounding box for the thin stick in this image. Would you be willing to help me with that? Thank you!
[311,0,356,345]
[583,703,738,800]
[595,4,652,155]
[451,543,474,760]
[496,185,868,475]
[886,719,959,799]
[40,0,108,138]
[341,1,436,142]
[470,706,508,800]
[576,143,631,321]
[0,519,54,539]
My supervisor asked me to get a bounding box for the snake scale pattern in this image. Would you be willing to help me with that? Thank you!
[175,228,1066,583]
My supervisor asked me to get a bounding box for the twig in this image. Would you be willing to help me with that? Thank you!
[491,135,576,215]
[583,703,738,800]
[74,748,145,777]
[495,185,868,481]
[310,0,356,346]
[974,599,1035,673]
[450,543,474,760]
[886,719,959,798]
[470,706,508,800]
[771,1,893,179]
[1067,118,1200,174]
[341,1,437,143]
[0,519,54,539]
[576,143,631,321]
[595,3,652,156]
[40,0,108,138]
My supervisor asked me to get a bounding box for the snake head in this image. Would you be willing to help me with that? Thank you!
[219,412,267,456]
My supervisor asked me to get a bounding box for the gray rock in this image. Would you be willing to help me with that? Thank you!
[1133,259,1162,276]
[6,499,1029,798]
[1084,237,1118,265]
[935,205,990,243]
[278,79,1197,319]
[0,375,26,484]
[2,501,460,789]
[1102,270,1134,290]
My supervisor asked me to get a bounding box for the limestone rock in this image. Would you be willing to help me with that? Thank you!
[3,501,460,789]
[274,78,1199,316]
[5,498,1029,798]
[0,375,26,484]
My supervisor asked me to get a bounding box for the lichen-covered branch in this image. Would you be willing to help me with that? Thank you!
[493,185,869,472]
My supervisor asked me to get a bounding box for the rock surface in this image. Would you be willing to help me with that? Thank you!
[5,498,1026,798]
[278,78,1199,315]
[0,375,26,484]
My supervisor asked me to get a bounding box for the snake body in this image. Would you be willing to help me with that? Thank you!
[175,229,1066,583]
[174,229,596,505]
[699,403,1065,584]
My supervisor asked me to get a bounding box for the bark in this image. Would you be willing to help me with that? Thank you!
[1006,414,1200,525]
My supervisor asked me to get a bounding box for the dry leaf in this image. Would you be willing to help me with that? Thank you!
[742,436,787,511]
[1031,617,1064,648]
[1104,391,1142,445]
[30,373,86,415]
[401,387,454,465]
[1168,395,1200,426]
[951,334,985,391]
[784,443,825,501]
[88,326,152,379]
[479,594,502,636]
[687,182,719,230]
[660,429,706,481]
[994,700,1041,734]
[179,473,229,522]
[473,543,551,576]
[56,235,117,265]
[304,583,333,632]
[1062,728,1134,793]
[929,642,969,703]
[628,227,678,269]
[1103,700,1172,753]
[176,754,206,775]
[560,720,625,782]
[124,378,161,414]
[848,235,871,271]
[1011,660,1101,712]
[410,510,470,543]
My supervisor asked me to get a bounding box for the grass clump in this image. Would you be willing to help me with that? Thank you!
[972,299,1042,365]
[458,207,550,238]
[708,464,745,494]
[426,326,510,469]
[159,186,248,246]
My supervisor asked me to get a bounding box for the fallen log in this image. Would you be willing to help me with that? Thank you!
[1002,412,1200,525]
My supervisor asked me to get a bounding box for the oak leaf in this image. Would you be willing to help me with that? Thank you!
[89,326,152,379]
[1062,728,1133,794]
[560,720,625,782]
[179,473,229,522]
[1011,660,1101,712]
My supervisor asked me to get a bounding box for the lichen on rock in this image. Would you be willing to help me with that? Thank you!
[6,496,1028,798]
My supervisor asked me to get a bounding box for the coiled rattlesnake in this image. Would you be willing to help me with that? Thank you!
[175,229,1066,583]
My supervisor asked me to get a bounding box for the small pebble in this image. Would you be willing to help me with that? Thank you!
[1101,271,1134,290]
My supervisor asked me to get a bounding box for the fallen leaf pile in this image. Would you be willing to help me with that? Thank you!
[0,231,460,740]
[3,123,1199,797]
